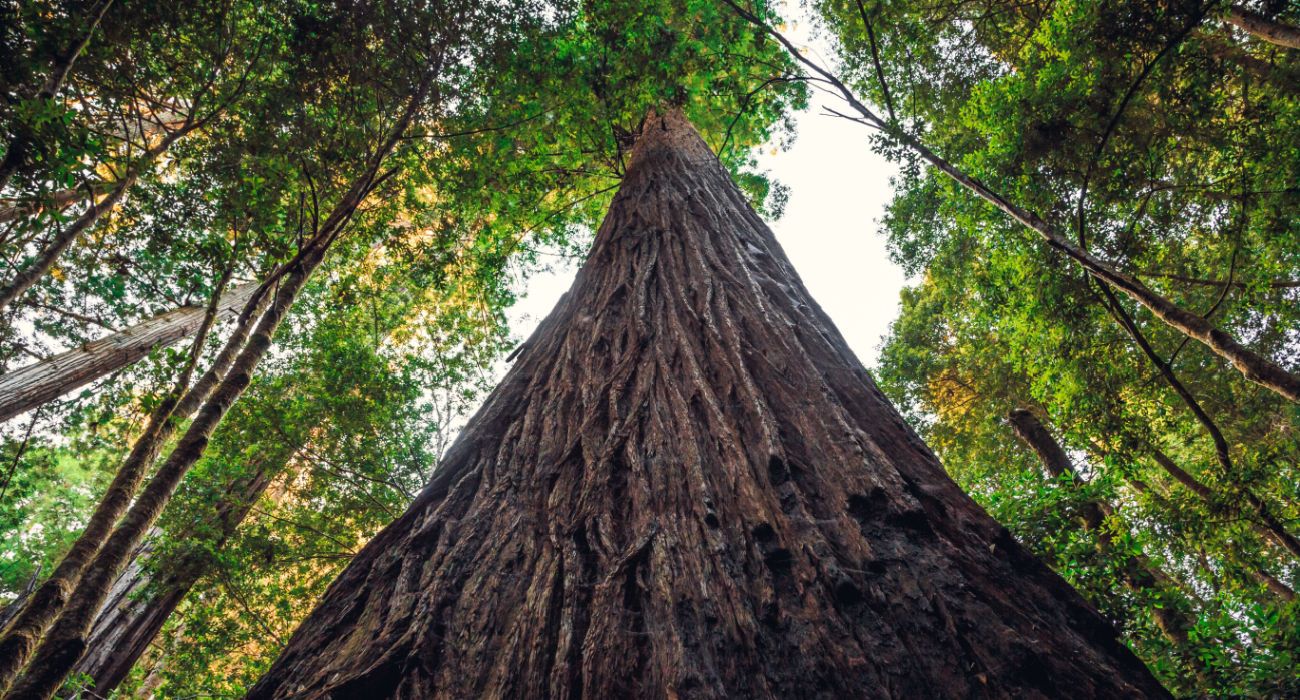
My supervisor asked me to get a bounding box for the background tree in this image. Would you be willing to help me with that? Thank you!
[737,0,1300,694]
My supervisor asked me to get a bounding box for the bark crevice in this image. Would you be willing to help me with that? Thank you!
[247,109,1168,699]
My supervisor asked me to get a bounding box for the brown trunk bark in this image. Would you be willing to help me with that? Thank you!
[1,245,318,700]
[0,280,260,424]
[68,234,459,696]
[57,535,164,697]
[1226,5,1300,49]
[248,110,1167,699]
[0,276,261,695]
[1008,409,1118,539]
[1006,409,1075,482]
[0,183,110,225]
[67,448,289,697]
[1006,410,1197,655]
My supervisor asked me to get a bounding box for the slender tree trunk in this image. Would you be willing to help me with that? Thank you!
[0,182,130,313]
[1101,445,1299,603]
[1225,5,1300,49]
[0,123,196,314]
[248,110,1167,699]
[0,275,260,694]
[69,236,460,696]
[1147,448,1300,559]
[67,256,444,695]
[728,1,1300,403]
[0,569,41,635]
[0,280,259,424]
[59,536,163,696]
[2,247,317,699]
[1248,563,1298,601]
[67,433,302,697]
[0,0,114,192]
[1006,410,1198,654]
[1199,33,1300,96]
[0,183,110,225]
[1,77,431,697]
[68,462,280,697]
[1007,409,1079,483]
[897,133,1300,402]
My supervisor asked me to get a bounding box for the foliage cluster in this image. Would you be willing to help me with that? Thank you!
[807,0,1300,694]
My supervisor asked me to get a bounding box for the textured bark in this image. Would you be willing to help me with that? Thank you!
[69,247,445,695]
[3,248,317,700]
[59,536,162,698]
[1226,5,1300,49]
[1006,410,1196,651]
[249,110,1167,699]
[0,280,259,424]
[0,276,260,695]
[67,448,289,697]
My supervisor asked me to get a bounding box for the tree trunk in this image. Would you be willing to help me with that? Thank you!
[2,245,318,699]
[248,110,1167,699]
[0,121,199,315]
[1199,32,1300,97]
[1226,5,1300,49]
[58,535,163,697]
[0,278,262,694]
[67,448,289,697]
[728,2,1300,403]
[68,231,467,696]
[0,281,259,424]
[0,74,431,697]
[0,183,110,226]
[1106,446,1298,603]
[0,0,114,192]
[1006,410,1198,655]
[67,246,447,695]
[1147,448,1300,560]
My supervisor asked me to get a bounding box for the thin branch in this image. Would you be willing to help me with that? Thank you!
[854,0,897,123]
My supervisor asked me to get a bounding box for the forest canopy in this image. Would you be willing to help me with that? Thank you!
[0,0,1296,697]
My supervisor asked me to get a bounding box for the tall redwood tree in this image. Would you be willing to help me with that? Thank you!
[248,110,1168,698]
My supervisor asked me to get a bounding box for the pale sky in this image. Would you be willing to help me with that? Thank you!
[504,94,906,370]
